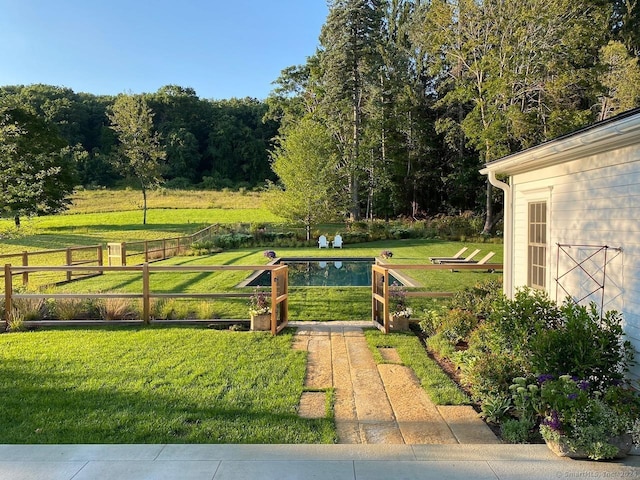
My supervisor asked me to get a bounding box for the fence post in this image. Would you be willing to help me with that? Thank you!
[144,241,149,263]
[97,246,103,270]
[4,264,12,324]
[66,248,72,282]
[22,251,28,286]
[162,239,166,260]
[142,263,150,324]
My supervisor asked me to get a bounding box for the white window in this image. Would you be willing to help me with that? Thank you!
[528,201,547,290]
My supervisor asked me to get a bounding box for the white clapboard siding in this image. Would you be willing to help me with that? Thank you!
[510,142,640,381]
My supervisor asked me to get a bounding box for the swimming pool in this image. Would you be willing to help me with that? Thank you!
[244,257,403,287]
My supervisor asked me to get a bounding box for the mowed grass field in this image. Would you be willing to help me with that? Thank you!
[0,189,284,254]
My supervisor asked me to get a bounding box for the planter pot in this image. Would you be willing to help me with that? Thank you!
[545,434,633,460]
[389,315,410,331]
[250,313,271,331]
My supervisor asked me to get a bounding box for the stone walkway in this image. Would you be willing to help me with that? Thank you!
[291,321,499,445]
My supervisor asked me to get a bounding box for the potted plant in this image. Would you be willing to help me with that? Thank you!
[536,375,637,460]
[263,250,277,260]
[249,289,271,331]
[389,282,412,331]
[380,250,393,260]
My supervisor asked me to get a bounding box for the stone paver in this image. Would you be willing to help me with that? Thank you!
[437,406,501,444]
[294,322,499,445]
[378,364,458,444]
[298,392,327,419]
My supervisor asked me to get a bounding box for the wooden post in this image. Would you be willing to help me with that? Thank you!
[97,246,103,270]
[383,269,390,334]
[66,248,72,282]
[162,239,166,260]
[5,264,12,324]
[142,262,150,324]
[22,251,28,286]
[144,241,149,263]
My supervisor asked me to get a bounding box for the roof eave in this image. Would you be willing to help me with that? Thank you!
[480,111,640,176]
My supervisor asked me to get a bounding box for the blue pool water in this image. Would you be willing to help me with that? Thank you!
[246,257,401,287]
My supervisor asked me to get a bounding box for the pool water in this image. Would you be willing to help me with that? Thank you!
[248,259,372,287]
[246,258,400,287]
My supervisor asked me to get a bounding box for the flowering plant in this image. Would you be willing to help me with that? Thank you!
[263,250,277,260]
[534,375,637,460]
[390,282,412,318]
[248,289,271,316]
[380,250,393,259]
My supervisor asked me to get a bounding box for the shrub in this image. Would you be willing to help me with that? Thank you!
[448,279,503,319]
[530,302,635,390]
[418,309,442,336]
[486,288,562,361]
[501,418,537,444]
[462,352,526,402]
[212,233,253,249]
[437,308,478,345]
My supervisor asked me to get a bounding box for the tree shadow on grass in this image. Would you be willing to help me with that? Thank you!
[0,358,334,444]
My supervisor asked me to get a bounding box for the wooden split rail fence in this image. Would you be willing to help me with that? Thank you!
[372,262,502,334]
[0,245,104,287]
[3,263,289,335]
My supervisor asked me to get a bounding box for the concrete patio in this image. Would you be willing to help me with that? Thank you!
[0,443,638,479]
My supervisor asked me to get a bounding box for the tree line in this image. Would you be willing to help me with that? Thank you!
[268,0,640,233]
[0,84,279,224]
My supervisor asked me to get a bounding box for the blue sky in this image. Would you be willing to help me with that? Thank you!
[0,0,328,100]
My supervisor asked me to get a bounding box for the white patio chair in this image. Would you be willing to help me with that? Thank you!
[318,235,329,248]
[332,234,343,248]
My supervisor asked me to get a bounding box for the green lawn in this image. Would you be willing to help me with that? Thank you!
[0,326,336,444]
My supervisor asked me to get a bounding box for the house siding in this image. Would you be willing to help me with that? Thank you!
[511,143,640,381]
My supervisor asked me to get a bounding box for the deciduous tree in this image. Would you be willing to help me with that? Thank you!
[108,94,166,225]
[0,104,77,226]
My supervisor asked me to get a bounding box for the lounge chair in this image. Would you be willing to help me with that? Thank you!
[318,235,329,248]
[332,234,343,248]
[432,249,480,264]
[440,251,497,272]
[429,247,468,263]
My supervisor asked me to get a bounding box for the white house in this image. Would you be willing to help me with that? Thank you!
[480,108,640,381]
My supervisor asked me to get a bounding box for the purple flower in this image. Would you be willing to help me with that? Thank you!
[542,410,562,431]
[537,374,555,384]
[577,380,590,391]
[567,393,578,400]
